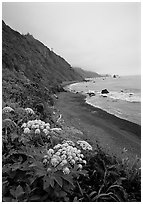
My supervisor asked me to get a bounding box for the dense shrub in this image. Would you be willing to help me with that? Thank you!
[71,146,141,202]
[2,105,141,202]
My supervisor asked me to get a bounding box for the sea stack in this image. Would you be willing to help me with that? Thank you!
[101,89,109,94]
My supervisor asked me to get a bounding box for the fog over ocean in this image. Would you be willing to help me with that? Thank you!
[68,75,141,125]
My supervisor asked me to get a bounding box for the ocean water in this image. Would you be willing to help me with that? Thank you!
[68,75,141,125]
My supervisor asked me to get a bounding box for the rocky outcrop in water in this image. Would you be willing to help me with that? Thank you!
[101,89,109,94]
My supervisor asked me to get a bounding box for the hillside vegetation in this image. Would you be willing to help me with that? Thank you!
[2,21,141,202]
[2,20,83,107]
[73,67,101,78]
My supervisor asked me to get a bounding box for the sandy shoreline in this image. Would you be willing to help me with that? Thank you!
[55,90,141,162]
[66,81,141,125]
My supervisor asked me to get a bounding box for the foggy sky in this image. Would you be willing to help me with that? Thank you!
[2,2,141,75]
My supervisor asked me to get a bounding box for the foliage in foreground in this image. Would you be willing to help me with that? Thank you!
[2,105,141,202]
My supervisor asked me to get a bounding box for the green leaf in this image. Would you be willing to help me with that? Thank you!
[107,164,116,170]
[29,163,37,168]
[8,149,18,156]
[10,189,16,197]
[93,192,114,201]
[29,176,37,185]
[11,162,21,171]
[2,118,17,130]
[73,196,78,202]
[43,176,50,190]
[3,197,13,202]
[108,170,119,177]
[109,193,123,202]
[29,195,41,201]
[89,191,97,198]
[64,196,69,202]
[54,174,63,188]
[77,181,84,196]
[50,177,55,188]
[58,190,67,198]
[35,168,46,177]
[56,164,63,171]
[11,133,19,142]
[2,180,9,195]
[3,164,12,173]
[62,174,74,186]
[15,185,25,198]
[78,169,88,176]
[40,194,49,201]
[19,161,31,171]
[107,184,125,192]
[25,184,31,194]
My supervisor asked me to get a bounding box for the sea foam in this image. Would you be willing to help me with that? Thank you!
[101,91,141,103]
[67,76,141,125]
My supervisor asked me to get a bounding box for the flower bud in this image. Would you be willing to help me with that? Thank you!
[62,151,66,155]
[21,123,27,128]
[70,159,75,165]
[31,125,36,129]
[78,164,82,169]
[40,125,44,129]
[35,129,40,134]
[48,149,54,155]
[55,151,61,156]
[63,167,70,175]
[44,155,48,158]
[82,160,87,165]
[80,154,84,158]
[74,156,79,161]
[47,168,52,173]
[43,129,49,135]
[35,124,39,129]
[68,156,72,161]
[43,159,47,164]
[51,158,59,167]
[61,160,67,166]
[72,153,76,158]
[61,155,67,160]
[24,127,30,134]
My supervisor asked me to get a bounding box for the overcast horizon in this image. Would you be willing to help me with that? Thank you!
[2,2,141,76]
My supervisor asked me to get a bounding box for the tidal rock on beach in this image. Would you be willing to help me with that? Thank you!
[87,90,96,97]
[89,92,95,97]
[129,93,134,96]
[101,94,108,97]
[101,89,109,94]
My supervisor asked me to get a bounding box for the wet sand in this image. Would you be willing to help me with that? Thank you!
[55,91,141,161]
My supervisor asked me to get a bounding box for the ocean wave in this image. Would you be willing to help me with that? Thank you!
[85,98,140,124]
[107,91,141,103]
[85,98,125,119]
[67,78,141,125]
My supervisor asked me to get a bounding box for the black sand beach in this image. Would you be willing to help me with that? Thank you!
[55,91,141,162]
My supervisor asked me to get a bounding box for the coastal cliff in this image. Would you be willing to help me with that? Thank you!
[2,20,83,106]
[73,67,101,78]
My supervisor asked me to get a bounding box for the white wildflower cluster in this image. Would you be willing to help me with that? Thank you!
[62,140,75,146]
[50,128,62,134]
[21,119,50,135]
[43,141,87,175]
[77,140,92,151]
[25,108,35,115]
[2,106,14,113]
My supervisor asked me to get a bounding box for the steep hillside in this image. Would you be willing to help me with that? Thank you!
[2,21,83,107]
[73,67,101,78]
